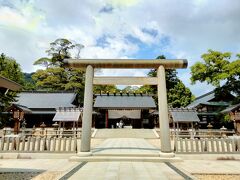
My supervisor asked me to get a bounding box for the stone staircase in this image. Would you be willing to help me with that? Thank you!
[93,129,158,139]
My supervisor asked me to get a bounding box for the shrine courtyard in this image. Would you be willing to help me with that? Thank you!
[0,137,240,180]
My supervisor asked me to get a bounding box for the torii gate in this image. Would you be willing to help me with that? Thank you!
[64,59,187,157]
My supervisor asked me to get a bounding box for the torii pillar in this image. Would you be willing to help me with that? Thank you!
[64,59,188,157]
[80,65,94,154]
[157,65,173,156]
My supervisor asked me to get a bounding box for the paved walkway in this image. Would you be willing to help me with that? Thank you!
[66,138,188,179]
[94,129,158,138]
[68,162,185,180]
[92,138,160,156]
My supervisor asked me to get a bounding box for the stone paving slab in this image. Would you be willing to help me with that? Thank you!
[68,162,185,180]
[92,138,160,155]
[94,129,158,138]
[173,159,240,174]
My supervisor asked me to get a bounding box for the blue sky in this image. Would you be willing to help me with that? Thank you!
[0,0,240,96]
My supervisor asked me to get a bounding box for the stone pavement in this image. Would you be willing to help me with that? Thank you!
[92,138,160,155]
[67,162,185,180]
[0,159,78,179]
[94,129,158,138]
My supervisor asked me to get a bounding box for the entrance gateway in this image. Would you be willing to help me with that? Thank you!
[64,59,187,156]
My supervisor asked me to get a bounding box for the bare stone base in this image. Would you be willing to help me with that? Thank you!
[69,155,182,162]
[159,152,175,158]
[77,151,92,157]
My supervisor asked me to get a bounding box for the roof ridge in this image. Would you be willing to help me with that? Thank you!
[94,94,153,96]
[21,90,76,93]
[195,90,215,100]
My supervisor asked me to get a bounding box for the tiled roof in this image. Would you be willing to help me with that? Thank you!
[15,91,77,109]
[187,91,215,108]
[169,108,200,122]
[221,103,240,114]
[0,75,22,91]
[94,95,156,109]
[53,108,82,122]
[199,102,229,106]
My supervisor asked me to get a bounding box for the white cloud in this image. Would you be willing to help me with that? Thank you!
[0,0,239,96]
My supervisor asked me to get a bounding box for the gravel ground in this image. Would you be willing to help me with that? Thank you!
[0,172,41,180]
[0,171,64,180]
[32,171,63,180]
[194,174,240,180]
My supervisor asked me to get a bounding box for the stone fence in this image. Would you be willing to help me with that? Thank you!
[1,128,82,138]
[0,136,79,153]
[175,137,240,154]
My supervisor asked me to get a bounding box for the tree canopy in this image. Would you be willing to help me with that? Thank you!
[33,38,83,68]
[139,55,194,107]
[94,85,119,94]
[32,38,86,105]
[0,53,24,110]
[33,38,85,90]
[23,72,36,90]
[191,49,240,100]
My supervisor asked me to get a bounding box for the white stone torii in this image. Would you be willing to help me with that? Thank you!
[64,59,188,157]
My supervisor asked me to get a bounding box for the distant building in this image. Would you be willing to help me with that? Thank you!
[14,91,78,127]
[0,75,22,92]
[0,75,22,108]
[0,76,22,128]
[187,91,235,128]
[221,103,240,134]
[9,90,235,130]
[93,94,156,128]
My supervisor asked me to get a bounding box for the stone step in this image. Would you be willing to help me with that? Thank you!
[94,129,158,138]
[69,155,182,163]
[92,152,160,157]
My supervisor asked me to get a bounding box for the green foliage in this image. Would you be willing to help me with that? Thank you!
[23,72,36,90]
[34,38,84,68]
[0,53,24,84]
[32,67,68,90]
[33,39,86,104]
[0,53,24,110]
[167,81,194,107]
[223,114,231,123]
[94,85,119,94]
[191,49,240,96]
[33,57,52,68]
[140,55,194,107]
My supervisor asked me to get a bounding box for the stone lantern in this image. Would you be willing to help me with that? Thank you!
[7,104,31,134]
[220,126,227,137]
[207,123,213,137]
[52,122,59,130]
[7,104,32,134]
[13,110,24,134]
[40,122,46,136]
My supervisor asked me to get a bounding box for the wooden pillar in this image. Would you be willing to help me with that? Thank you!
[13,119,20,134]
[105,111,108,128]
